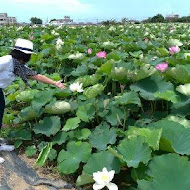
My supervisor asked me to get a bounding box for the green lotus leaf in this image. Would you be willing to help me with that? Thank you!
[83,151,121,175]
[106,104,125,126]
[166,65,190,84]
[16,89,38,102]
[106,51,128,61]
[137,154,190,190]
[63,117,81,131]
[76,103,95,122]
[154,90,180,103]
[54,88,72,98]
[99,59,114,74]
[3,112,15,124]
[166,115,190,128]
[72,128,91,140]
[48,149,57,161]
[13,129,32,140]
[33,116,61,137]
[176,83,190,96]
[76,74,102,87]
[171,95,190,116]
[44,100,71,114]
[114,91,141,106]
[51,131,68,145]
[129,50,143,58]
[19,106,39,122]
[89,122,117,150]
[156,47,169,56]
[7,93,17,102]
[25,145,37,157]
[168,38,183,46]
[71,64,88,77]
[148,119,190,155]
[137,179,151,190]
[37,141,48,151]
[130,75,174,100]
[117,137,152,168]
[84,84,104,99]
[47,73,61,81]
[127,126,162,150]
[36,143,52,166]
[101,41,115,49]
[76,172,94,186]
[129,64,156,82]
[137,41,148,50]
[14,140,23,149]
[111,66,128,81]
[57,141,91,174]
[31,89,55,112]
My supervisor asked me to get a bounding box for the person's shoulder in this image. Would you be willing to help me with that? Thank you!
[0,55,12,64]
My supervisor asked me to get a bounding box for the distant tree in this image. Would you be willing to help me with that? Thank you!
[142,17,152,23]
[121,17,128,24]
[177,16,190,23]
[150,14,165,23]
[30,17,42,24]
[101,19,118,25]
[50,19,57,23]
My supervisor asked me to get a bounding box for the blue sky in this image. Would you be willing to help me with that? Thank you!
[1,0,190,23]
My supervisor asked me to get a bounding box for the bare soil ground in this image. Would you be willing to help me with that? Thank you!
[0,151,75,190]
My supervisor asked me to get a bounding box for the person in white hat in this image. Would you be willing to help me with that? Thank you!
[0,38,66,163]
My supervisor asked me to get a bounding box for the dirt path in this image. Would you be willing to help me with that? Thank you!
[0,151,75,190]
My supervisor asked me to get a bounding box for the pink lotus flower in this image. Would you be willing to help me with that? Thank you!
[144,38,149,43]
[96,51,106,58]
[155,62,168,72]
[30,36,34,40]
[169,46,180,55]
[87,48,92,54]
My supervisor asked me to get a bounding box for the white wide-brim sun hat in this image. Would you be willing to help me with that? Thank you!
[13,38,36,54]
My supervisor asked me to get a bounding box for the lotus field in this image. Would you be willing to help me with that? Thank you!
[2,23,190,189]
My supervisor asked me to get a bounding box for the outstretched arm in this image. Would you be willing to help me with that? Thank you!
[29,74,66,89]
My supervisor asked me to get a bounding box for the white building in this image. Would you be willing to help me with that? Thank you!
[165,14,179,21]
[50,16,73,25]
[0,13,17,25]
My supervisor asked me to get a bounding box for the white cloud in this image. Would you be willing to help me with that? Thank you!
[8,0,92,13]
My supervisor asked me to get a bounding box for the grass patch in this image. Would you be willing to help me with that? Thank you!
[0,126,13,138]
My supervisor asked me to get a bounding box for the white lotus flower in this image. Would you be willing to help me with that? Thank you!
[56,38,64,50]
[68,53,83,59]
[93,167,118,190]
[69,82,83,93]
[109,26,116,31]
[103,41,114,46]
[16,26,23,31]
[51,30,59,36]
